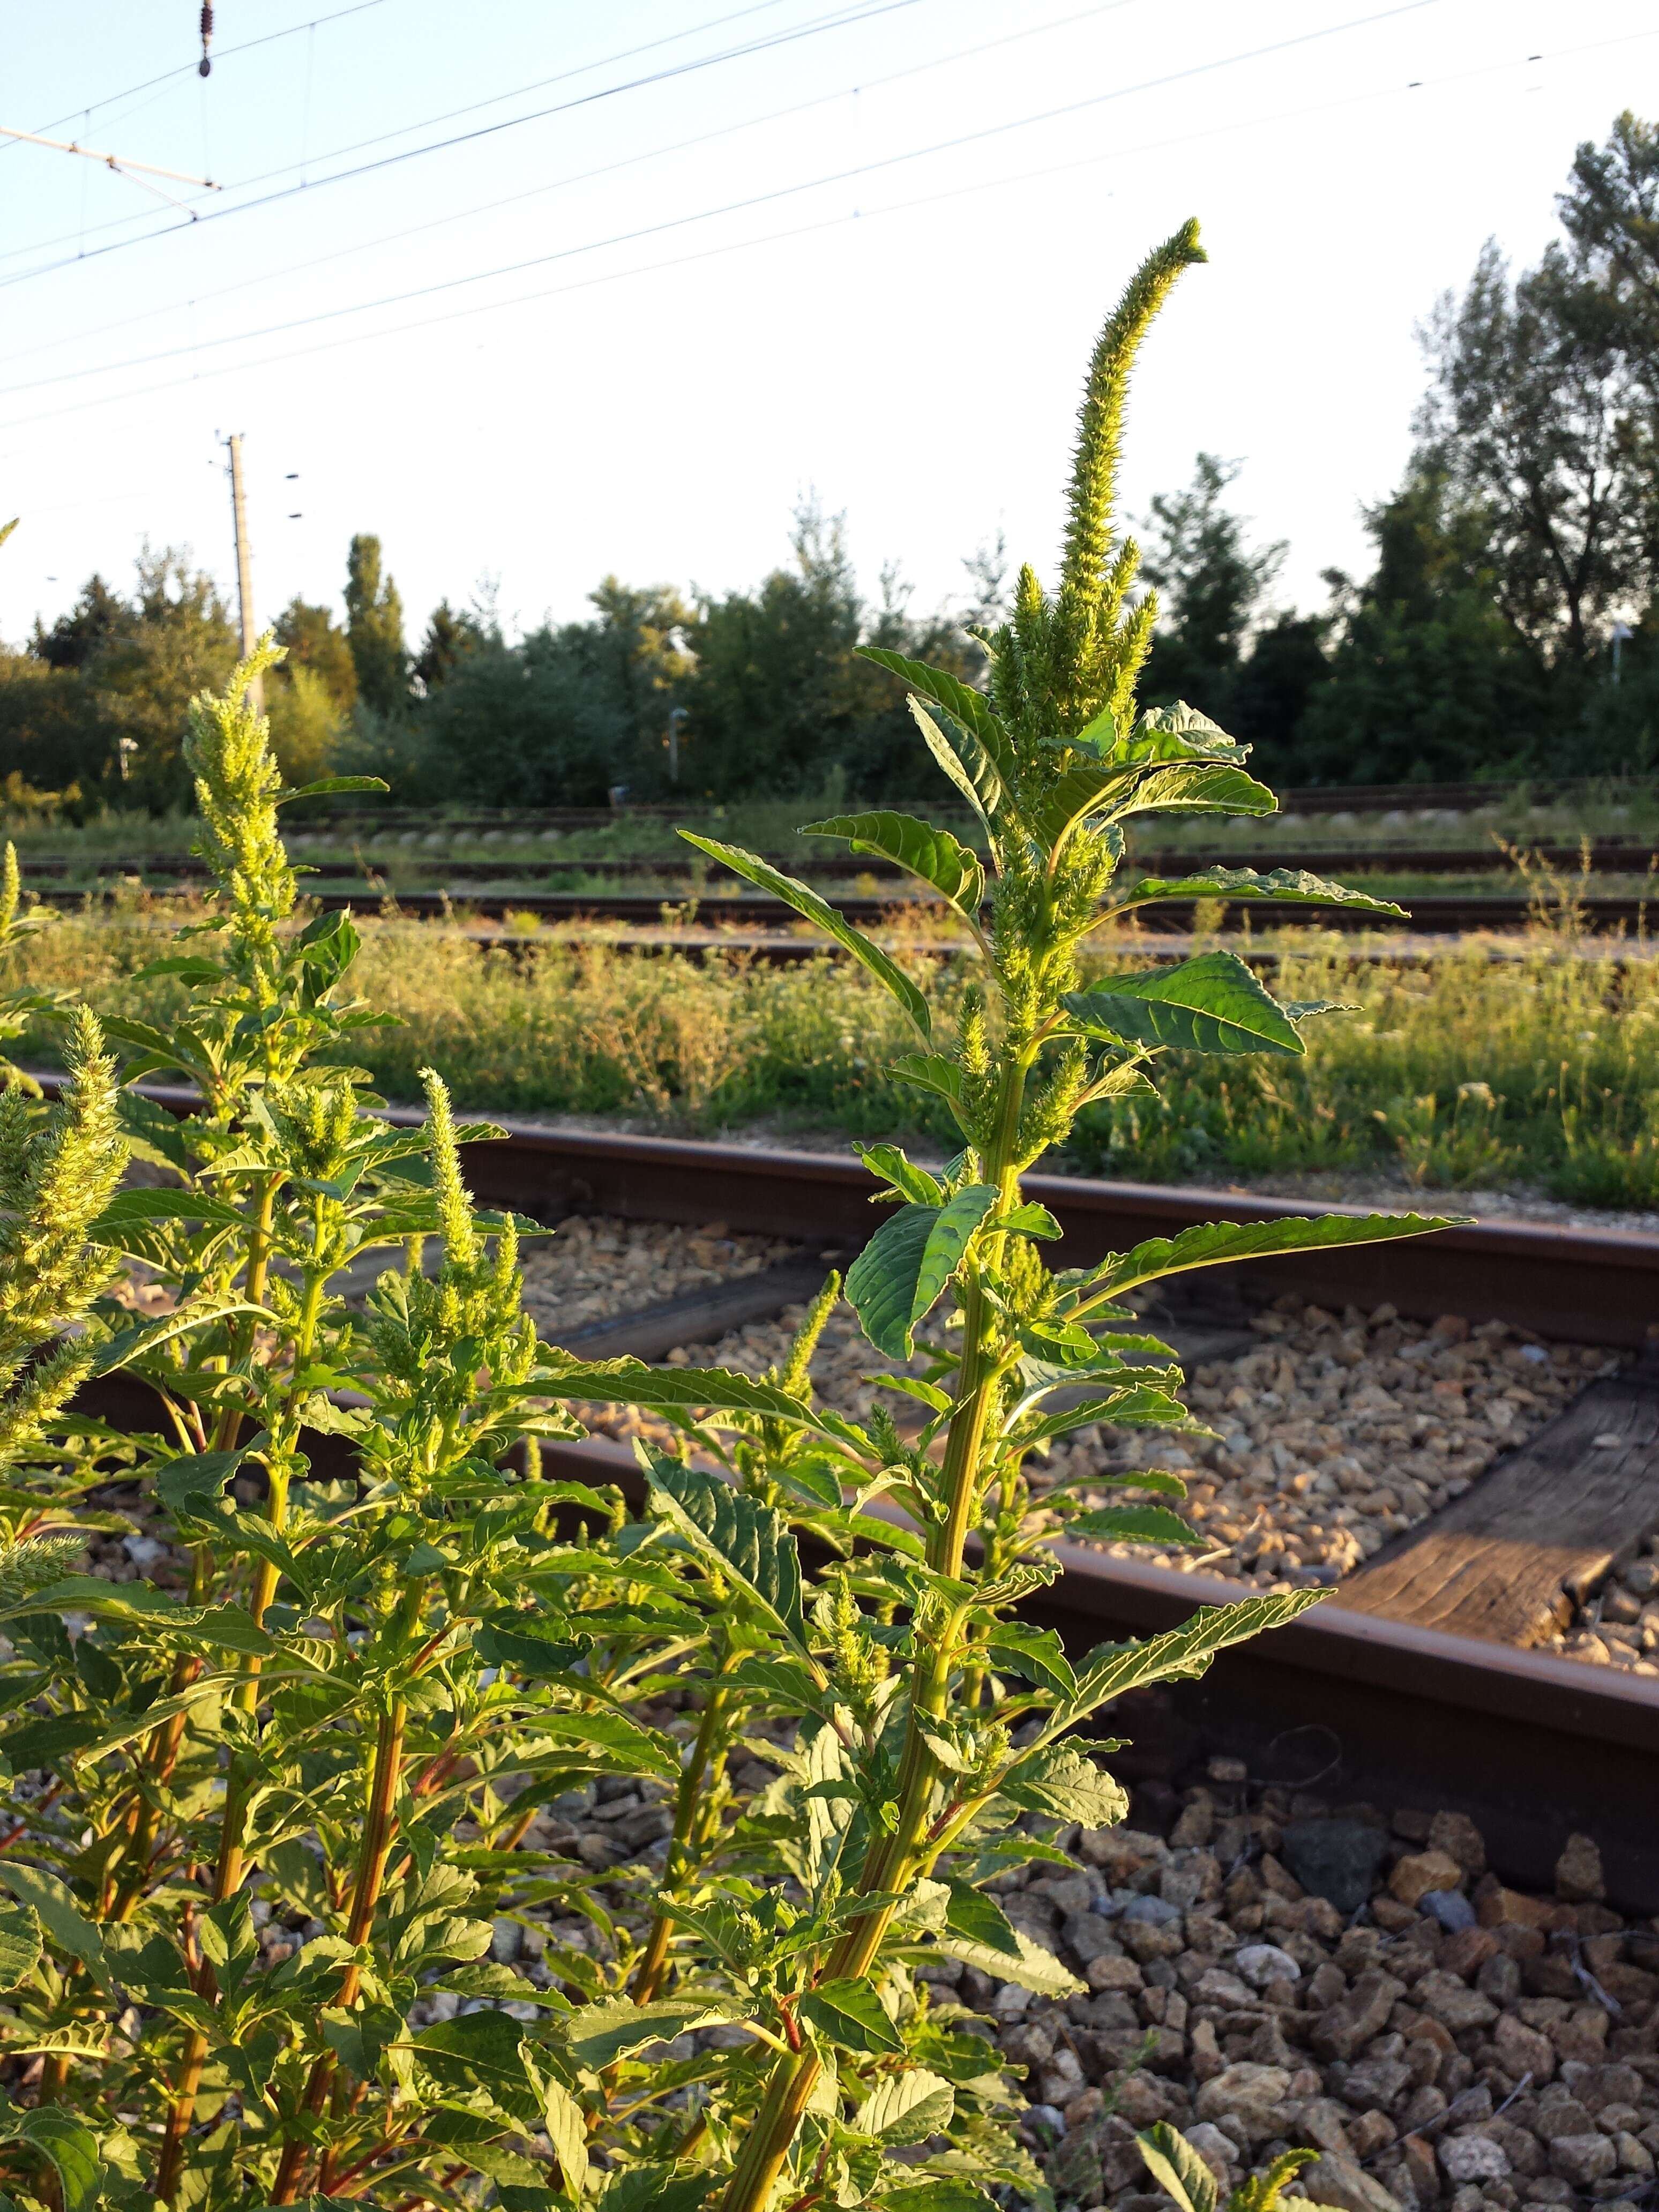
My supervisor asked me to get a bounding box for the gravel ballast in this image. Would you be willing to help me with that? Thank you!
[583,1286,1618,1602]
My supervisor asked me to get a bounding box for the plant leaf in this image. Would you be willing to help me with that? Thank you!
[1063,1503,1202,1548]
[646,1459,807,1651]
[802,811,985,914]
[1043,1589,1326,1740]
[1062,952,1308,1057]
[935,1924,1084,1997]
[565,1996,737,2070]
[1107,760,1277,820]
[797,1977,904,2055]
[540,2074,589,2196]
[1111,865,1407,918]
[908,698,1000,829]
[981,1623,1076,1699]
[1076,1210,1460,1303]
[274,775,389,802]
[858,646,1012,766]
[998,1742,1129,1827]
[855,2065,956,2144]
[543,1354,813,1426]
[0,1901,41,1990]
[0,1865,108,1983]
[942,1877,1023,1960]
[678,833,931,1041]
[857,1142,943,1206]
[1137,2122,1221,2212]
[1,2108,103,2212]
[846,1185,997,1359]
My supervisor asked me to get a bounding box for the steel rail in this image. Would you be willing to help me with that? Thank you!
[26,881,1659,936]
[14,838,1659,883]
[59,1080,1656,1349]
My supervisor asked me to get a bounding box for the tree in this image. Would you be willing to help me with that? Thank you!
[92,548,239,807]
[684,497,969,801]
[30,573,132,671]
[1290,469,1544,784]
[273,596,357,711]
[1138,453,1287,722]
[265,664,345,786]
[1417,236,1652,667]
[343,534,407,716]
[411,597,486,696]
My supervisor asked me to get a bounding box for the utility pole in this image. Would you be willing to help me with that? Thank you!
[223,433,263,711]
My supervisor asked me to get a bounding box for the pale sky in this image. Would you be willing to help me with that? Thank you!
[1,0,1655,652]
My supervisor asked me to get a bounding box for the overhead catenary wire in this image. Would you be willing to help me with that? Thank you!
[0,0,1138,380]
[0,0,1450,373]
[0,0,395,152]
[0,0,928,283]
[4,16,1634,454]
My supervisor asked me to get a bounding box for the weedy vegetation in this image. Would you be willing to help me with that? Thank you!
[0,226,1446,2212]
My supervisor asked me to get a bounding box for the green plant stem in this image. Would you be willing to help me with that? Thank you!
[629,1676,730,2007]
[273,1697,407,2204]
[154,1454,294,2204]
[718,1057,1031,2212]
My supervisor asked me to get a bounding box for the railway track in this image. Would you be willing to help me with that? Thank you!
[28,880,1659,936]
[56,1082,1659,1903]
[20,837,1659,888]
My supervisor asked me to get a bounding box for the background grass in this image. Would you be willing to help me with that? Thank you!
[9,894,1657,1209]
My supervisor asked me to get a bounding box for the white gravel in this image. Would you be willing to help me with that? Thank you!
[585,1290,1615,1598]
[517,1213,797,1335]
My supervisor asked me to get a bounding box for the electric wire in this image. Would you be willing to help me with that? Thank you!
[0,0,1135,381]
[5,13,1630,451]
[0,0,928,283]
[0,0,1444,343]
[0,0,395,150]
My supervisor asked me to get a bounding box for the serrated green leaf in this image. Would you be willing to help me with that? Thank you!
[154,1447,249,1515]
[1109,759,1277,820]
[879,2183,998,2212]
[540,2074,589,2196]
[678,833,930,1040]
[797,1976,904,2054]
[857,1142,943,1206]
[889,1052,966,1112]
[935,1924,1084,1997]
[858,647,1012,764]
[855,2065,956,2144]
[276,774,388,802]
[907,698,1001,829]
[0,2107,103,2212]
[646,1459,806,1651]
[1137,2122,1221,2212]
[1063,951,1308,1057]
[543,1352,813,1425]
[1064,1503,1202,1548]
[565,1995,736,2070]
[1111,864,1406,918]
[410,2009,530,2090]
[1044,1589,1327,1740]
[0,1901,40,1990]
[999,1742,1129,1827]
[942,1877,1023,1960]
[982,1623,1075,1699]
[0,1865,107,1983]
[1076,1209,1460,1304]
[802,810,985,913]
[86,1293,267,1379]
[846,1185,997,1359]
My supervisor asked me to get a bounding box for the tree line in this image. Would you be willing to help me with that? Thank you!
[2,111,1655,814]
